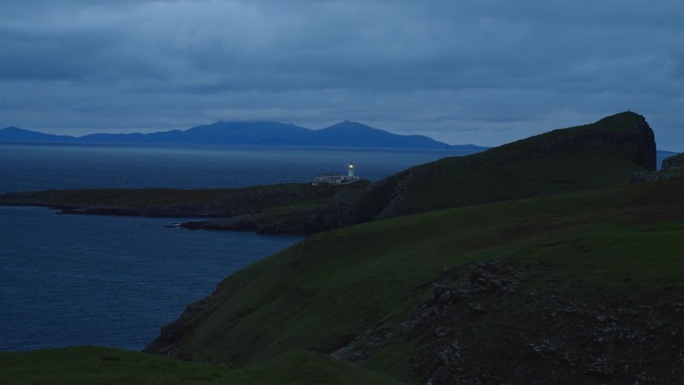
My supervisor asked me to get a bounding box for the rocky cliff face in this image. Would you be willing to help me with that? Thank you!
[661,152,684,170]
[631,152,684,183]
[333,259,684,385]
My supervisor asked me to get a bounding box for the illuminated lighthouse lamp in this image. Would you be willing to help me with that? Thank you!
[312,162,361,185]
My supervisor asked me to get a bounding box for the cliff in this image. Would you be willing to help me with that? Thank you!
[266,111,656,233]
[631,152,684,182]
[144,176,684,385]
[138,112,684,385]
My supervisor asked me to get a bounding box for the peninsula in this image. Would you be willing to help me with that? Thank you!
[2,112,684,385]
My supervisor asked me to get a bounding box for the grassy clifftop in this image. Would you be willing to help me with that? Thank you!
[138,112,684,384]
[462,111,655,170]
[145,176,684,384]
[298,111,655,231]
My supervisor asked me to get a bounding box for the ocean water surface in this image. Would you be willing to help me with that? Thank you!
[0,143,467,351]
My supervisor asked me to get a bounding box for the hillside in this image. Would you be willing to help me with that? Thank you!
[144,175,684,385]
[238,111,656,233]
[0,346,405,385]
[137,111,684,384]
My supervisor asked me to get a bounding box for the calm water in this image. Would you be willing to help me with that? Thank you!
[0,206,299,351]
[0,143,461,192]
[0,143,465,351]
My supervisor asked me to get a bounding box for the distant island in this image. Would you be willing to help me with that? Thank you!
[0,121,487,150]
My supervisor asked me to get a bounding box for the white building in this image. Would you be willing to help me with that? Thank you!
[312,162,361,185]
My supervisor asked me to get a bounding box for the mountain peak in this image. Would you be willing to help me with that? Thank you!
[326,120,375,129]
[314,121,448,148]
[1,126,24,132]
[0,121,452,149]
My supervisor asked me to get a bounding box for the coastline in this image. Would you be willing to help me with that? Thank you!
[0,182,370,235]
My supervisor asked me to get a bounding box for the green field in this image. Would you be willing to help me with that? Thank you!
[0,347,406,385]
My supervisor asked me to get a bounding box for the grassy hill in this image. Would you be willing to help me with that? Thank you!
[0,346,406,385]
[144,176,684,384]
[139,112,684,384]
[284,111,655,232]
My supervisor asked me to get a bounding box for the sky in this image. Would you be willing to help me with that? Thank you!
[0,0,682,150]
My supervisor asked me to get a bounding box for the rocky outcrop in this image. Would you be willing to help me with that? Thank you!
[333,259,684,385]
[661,153,684,170]
[410,262,682,384]
[631,152,684,183]
[143,290,220,359]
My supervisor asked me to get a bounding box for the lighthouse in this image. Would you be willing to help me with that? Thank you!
[312,162,360,185]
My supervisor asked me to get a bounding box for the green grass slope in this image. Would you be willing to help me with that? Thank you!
[0,346,407,385]
[374,111,655,217]
[146,176,684,384]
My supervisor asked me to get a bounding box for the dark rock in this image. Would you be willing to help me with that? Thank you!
[334,258,684,385]
[631,153,684,183]
[661,153,684,171]
[143,290,219,357]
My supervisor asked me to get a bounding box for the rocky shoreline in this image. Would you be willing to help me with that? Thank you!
[0,183,371,235]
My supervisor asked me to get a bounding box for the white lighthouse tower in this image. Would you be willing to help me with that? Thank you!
[312,162,360,185]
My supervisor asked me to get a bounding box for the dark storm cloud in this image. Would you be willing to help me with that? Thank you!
[0,0,682,149]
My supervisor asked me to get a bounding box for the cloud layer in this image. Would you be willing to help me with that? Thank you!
[1,0,682,148]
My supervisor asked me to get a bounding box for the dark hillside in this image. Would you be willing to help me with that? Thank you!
[462,111,655,170]
[632,151,684,182]
[0,347,407,385]
[283,111,656,232]
[145,176,684,385]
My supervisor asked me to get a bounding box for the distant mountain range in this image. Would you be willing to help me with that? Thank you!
[0,121,486,150]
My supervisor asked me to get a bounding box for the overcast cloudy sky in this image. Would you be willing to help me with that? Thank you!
[1,0,682,149]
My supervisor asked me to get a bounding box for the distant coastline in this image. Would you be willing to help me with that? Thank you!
[0,121,488,150]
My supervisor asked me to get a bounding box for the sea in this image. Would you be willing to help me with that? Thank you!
[0,143,468,351]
